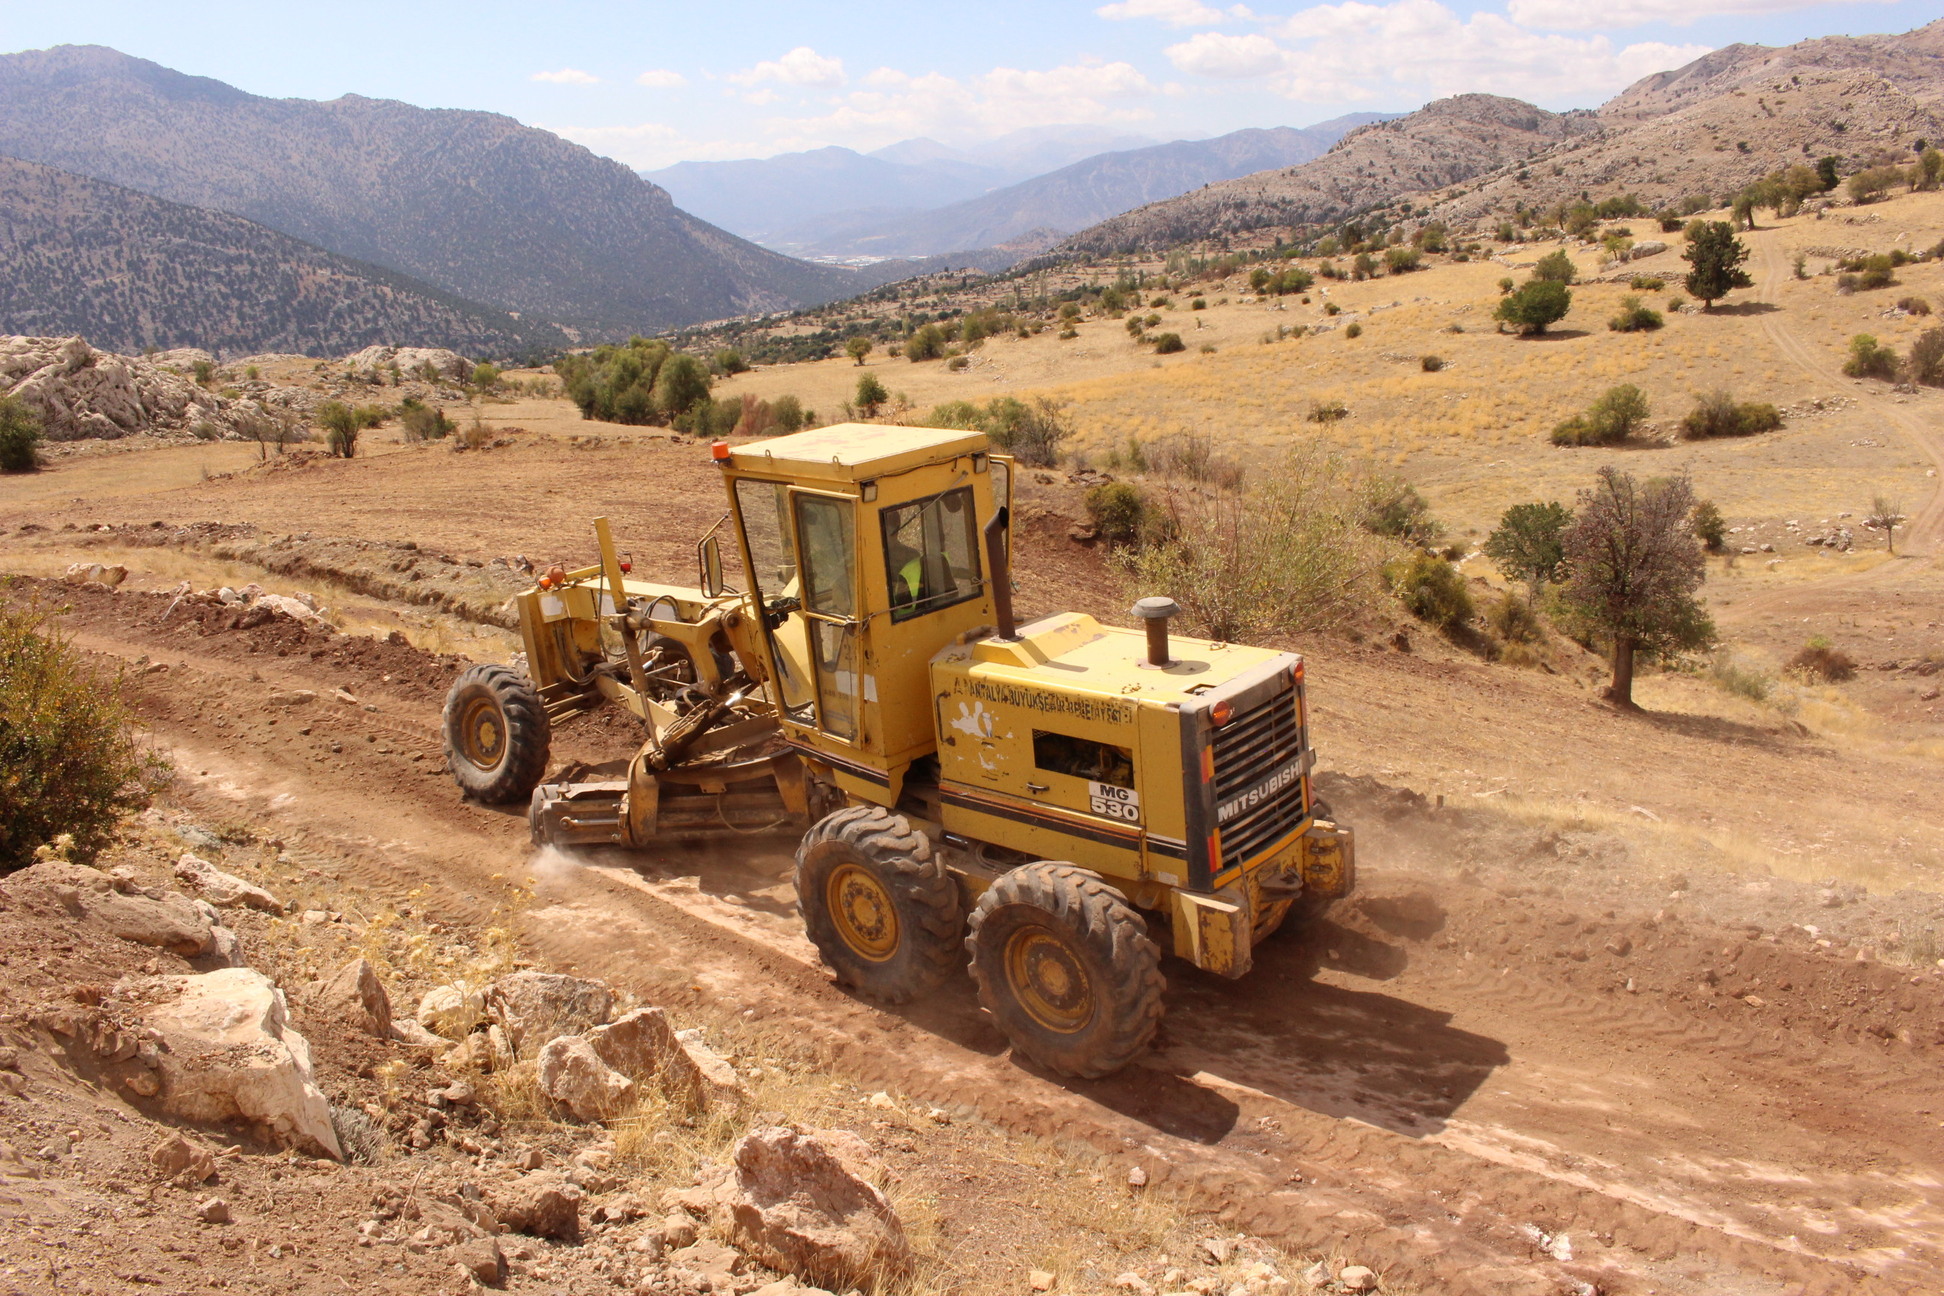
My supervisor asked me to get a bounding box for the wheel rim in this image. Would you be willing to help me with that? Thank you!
[1004,924,1094,1033]
[457,696,506,770]
[828,863,899,962]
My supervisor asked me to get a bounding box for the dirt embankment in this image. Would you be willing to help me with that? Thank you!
[10,576,1944,1294]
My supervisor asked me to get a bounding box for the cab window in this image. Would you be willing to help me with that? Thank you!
[881,487,982,623]
[1033,731,1133,789]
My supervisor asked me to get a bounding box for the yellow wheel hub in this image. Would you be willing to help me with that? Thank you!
[1005,926,1094,1033]
[828,863,899,962]
[460,698,505,769]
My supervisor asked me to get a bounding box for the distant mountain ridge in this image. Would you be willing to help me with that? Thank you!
[0,153,563,357]
[771,116,1394,261]
[1060,97,1590,256]
[0,44,862,339]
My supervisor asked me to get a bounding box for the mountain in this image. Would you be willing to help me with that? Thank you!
[0,45,862,338]
[1059,96,1593,256]
[873,126,1160,182]
[643,146,995,244]
[769,116,1393,262]
[1410,19,1944,236]
[0,153,563,358]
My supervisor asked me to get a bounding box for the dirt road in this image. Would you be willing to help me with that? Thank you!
[34,579,1944,1296]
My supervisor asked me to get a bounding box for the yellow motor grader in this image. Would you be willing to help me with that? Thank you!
[442,424,1353,1076]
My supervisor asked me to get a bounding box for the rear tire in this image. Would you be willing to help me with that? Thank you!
[966,863,1164,1078]
[796,806,963,1004]
[443,664,551,804]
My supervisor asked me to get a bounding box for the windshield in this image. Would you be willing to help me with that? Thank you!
[734,479,796,604]
[881,486,982,622]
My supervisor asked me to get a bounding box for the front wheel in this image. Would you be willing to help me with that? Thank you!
[443,664,551,804]
[966,863,1164,1078]
[796,807,964,1003]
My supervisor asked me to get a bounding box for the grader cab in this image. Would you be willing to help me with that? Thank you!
[442,424,1353,1076]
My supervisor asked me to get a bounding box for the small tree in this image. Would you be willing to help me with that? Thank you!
[1816,156,1841,190]
[855,372,888,418]
[1,601,171,870]
[653,354,712,418]
[1909,327,1944,387]
[713,349,749,375]
[905,324,947,362]
[1560,467,1716,708]
[1608,295,1663,332]
[471,362,502,390]
[1531,250,1578,284]
[0,394,43,473]
[1682,221,1752,310]
[318,400,361,457]
[1484,501,1572,598]
[845,336,873,366]
[1494,280,1572,335]
[1691,499,1727,552]
[1863,494,1906,553]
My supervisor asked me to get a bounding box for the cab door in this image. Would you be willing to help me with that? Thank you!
[790,490,868,744]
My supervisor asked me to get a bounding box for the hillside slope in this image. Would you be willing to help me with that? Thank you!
[772,117,1393,260]
[1059,97,1593,255]
[0,154,562,358]
[0,45,861,337]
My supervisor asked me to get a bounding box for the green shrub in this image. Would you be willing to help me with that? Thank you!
[317,400,361,458]
[1552,384,1649,446]
[770,395,808,433]
[1532,250,1578,283]
[1846,165,1903,204]
[555,337,711,425]
[1488,590,1544,644]
[471,362,502,390]
[1420,354,1445,372]
[1387,552,1473,630]
[0,395,42,472]
[1085,482,1150,545]
[1,599,170,870]
[713,348,749,375]
[1908,327,1944,387]
[1323,301,1341,316]
[1343,322,1363,339]
[1710,654,1773,702]
[1190,297,1207,310]
[1153,332,1186,354]
[1897,296,1932,316]
[1680,391,1782,439]
[1608,295,1664,332]
[191,359,216,386]
[855,372,888,416]
[1308,399,1348,424]
[1384,246,1423,274]
[1841,334,1899,379]
[398,398,453,442]
[1359,477,1441,546]
[1691,499,1727,552]
[1629,274,1665,291]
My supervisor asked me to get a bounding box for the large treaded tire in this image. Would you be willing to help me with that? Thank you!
[443,663,551,805]
[796,806,964,1004]
[966,862,1164,1079]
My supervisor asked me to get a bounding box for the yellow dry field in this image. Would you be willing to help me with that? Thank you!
[720,193,1944,549]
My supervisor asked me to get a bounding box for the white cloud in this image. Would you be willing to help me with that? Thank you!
[531,68,600,86]
[1166,32,1290,78]
[1270,0,1711,104]
[767,60,1160,147]
[730,46,846,90]
[635,69,688,89]
[1507,0,1892,30]
[1096,0,1228,24]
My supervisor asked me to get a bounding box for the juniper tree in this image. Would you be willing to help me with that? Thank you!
[1682,221,1752,310]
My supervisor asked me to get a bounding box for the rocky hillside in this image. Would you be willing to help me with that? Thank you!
[765,117,1393,261]
[0,46,862,338]
[0,155,562,359]
[1059,96,1594,255]
[1410,19,1944,233]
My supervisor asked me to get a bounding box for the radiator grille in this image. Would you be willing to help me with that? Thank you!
[1210,679,1307,865]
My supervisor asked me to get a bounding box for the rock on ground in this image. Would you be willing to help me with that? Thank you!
[727,1126,913,1289]
[537,1007,746,1120]
[417,983,487,1039]
[486,971,614,1056]
[173,853,284,913]
[491,1171,582,1241]
[537,1034,636,1121]
[310,956,393,1039]
[340,345,471,383]
[137,967,343,1160]
[0,335,257,441]
[12,859,214,957]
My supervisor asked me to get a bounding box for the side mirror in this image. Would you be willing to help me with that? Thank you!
[699,533,725,598]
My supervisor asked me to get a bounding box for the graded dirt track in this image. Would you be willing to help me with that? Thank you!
[26,578,1944,1296]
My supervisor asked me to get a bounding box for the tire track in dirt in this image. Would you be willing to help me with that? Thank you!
[32,583,1944,1295]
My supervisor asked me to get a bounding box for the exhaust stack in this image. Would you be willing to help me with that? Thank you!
[1132,596,1181,668]
[983,505,1017,641]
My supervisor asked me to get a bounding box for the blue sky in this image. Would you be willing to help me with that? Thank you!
[1,0,1934,168]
